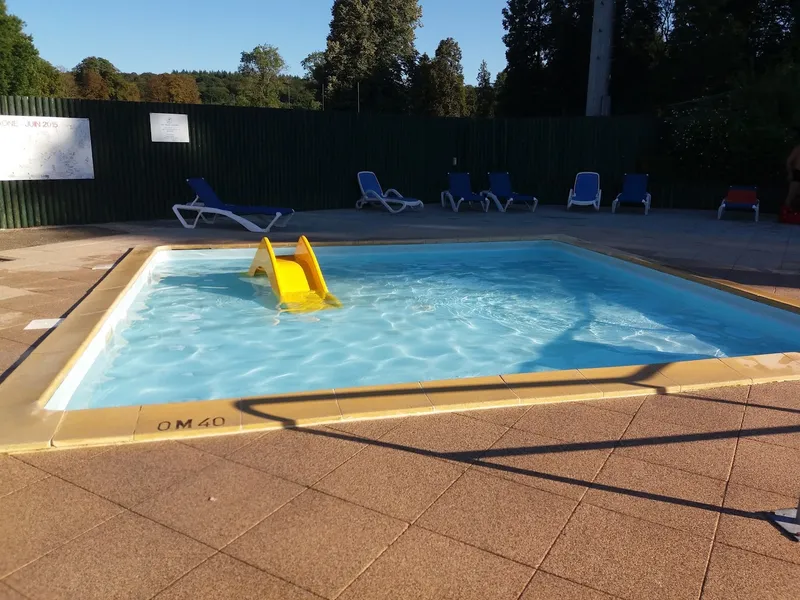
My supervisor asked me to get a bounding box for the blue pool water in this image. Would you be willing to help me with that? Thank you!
[60,241,800,409]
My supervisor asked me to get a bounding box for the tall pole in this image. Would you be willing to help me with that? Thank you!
[586,0,615,116]
[357,82,360,114]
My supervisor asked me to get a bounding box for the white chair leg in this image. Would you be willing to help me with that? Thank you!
[486,192,504,212]
[754,205,759,222]
[718,203,725,220]
[612,199,618,214]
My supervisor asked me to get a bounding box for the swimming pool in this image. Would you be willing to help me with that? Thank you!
[45,240,800,411]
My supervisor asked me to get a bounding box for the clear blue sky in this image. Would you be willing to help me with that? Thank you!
[8,0,508,84]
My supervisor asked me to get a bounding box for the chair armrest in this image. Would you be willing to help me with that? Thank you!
[365,190,383,199]
[385,188,403,198]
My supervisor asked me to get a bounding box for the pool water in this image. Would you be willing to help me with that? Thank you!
[54,241,800,410]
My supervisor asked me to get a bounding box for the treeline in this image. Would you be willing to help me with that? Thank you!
[3,0,798,118]
[2,0,799,183]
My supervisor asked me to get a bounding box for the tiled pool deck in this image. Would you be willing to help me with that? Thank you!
[2,206,800,599]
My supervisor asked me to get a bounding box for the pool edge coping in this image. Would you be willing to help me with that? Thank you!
[2,234,800,453]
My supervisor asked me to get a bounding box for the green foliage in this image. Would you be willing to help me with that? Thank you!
[427,38,466,117]
[74,57,140,101]
[302,51,325,84]
[498,0,549,116]
[475,60,495,117]
[324,0,421,112]
[610,0,664,114]
[144,73,201,104]
[237,44,286,108]
[662,61,800,185]
[544,0,594,115]
[280,75,322,110]
[0,1,61,96]
[180,71,243,105]
[409,52,434,115]
[463,85,477,117]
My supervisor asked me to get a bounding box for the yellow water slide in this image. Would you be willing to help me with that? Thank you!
[248,236,342,313]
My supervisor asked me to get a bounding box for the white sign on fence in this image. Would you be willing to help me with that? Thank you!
[150,113,190,143]
[0,116,95,181]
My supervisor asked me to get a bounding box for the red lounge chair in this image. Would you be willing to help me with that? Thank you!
[718,186,759,222]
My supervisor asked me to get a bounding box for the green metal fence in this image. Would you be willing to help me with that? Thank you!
[0,96,761,229]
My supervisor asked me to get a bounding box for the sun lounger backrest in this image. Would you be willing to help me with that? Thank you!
[357,171,384,198]
[726,186,758,205]
[186,178,225,209]
[620,173,648,202]
[488,172,513,197]
[448,172,474,198]
[574,172,599,200]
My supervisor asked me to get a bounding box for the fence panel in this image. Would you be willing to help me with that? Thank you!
[2,96,746,228]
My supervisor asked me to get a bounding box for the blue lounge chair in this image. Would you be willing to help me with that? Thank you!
[484,172,539,212]
[718,186,759,222]
[612,173,651,215]
[567,172,601,210]
[441,172,489,213]
[173,178,295,232]
[356,171,424,213]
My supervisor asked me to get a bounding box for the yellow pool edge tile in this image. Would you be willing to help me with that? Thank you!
[501,369,605,404]
[421,376,521,412]
[655,358,753,392]
[720,353,800,385]
[53,406,141,447]
[577,364,681,397]
[0,409,64,453]
[335,383,434,419]
[134,400,243,441]
[238,389,342,430]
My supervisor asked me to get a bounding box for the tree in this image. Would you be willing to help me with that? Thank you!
[409,52,435,115]
[499,0,550,116]
[145,73,201,103]
[301,51,326,107]
[0,0,60,96]
[182,70,242,104]
[463,85,477,117]
[237,44,286,108]
[279,75,322,110]
[475,60,495,117]
[74,57,140,101]
[302,51,326,85]
[493,69,508,116]
[544,0,594,115]
[428,38,466,117]
[57,68,80,98]
[324,0,421,112]
[663,60,800,184]
[610,0,664,114]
